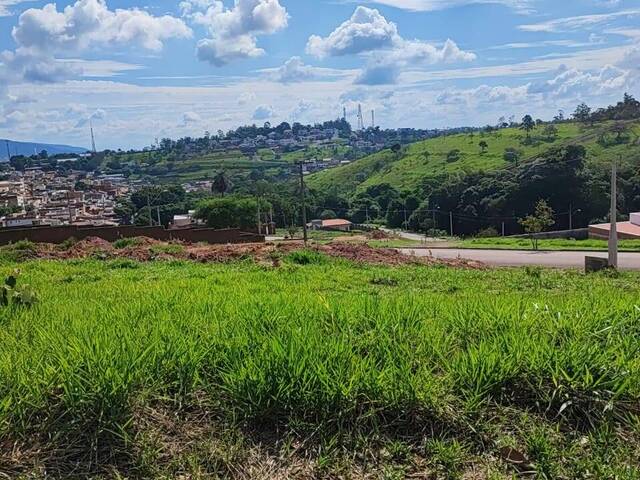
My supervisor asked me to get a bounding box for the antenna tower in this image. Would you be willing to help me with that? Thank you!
[90,120,97,153]
[357,104,364,130]
[371,110,375,128]
[343,107,347,121]
[5,140,10,161]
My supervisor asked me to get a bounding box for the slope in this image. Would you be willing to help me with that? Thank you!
[307,121,640,196]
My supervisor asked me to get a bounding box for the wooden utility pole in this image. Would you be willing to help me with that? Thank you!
[257,197,262,235]
[147,193,153,226]
[449,211,454,237]
[569,203,573,231]
[297,162,308,245]
[608,158,618,268]
[156,206,161,227]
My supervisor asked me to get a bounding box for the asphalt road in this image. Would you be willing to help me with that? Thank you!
[400,248,640,270]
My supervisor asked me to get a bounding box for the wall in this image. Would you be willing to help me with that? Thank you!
[0,225,264,245]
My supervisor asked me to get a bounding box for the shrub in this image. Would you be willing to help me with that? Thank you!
[446,149,461,163]
[477,227,499,238]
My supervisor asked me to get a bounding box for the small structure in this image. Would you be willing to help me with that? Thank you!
[589,212,640,240]
[309,219,353,232]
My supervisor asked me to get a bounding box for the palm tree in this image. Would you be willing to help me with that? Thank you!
[212,171,229,197]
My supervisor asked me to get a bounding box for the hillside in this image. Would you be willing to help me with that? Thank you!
[308,120,640,196]
[0,139,87,160]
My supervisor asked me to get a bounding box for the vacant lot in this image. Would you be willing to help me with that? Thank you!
[1,256,639,478]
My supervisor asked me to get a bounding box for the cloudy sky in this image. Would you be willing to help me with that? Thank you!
[0,0,639,149]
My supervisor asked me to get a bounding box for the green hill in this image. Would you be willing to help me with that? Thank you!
[308,121,640,197]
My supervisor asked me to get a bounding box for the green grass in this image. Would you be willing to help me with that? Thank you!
[1,258,640,477]
[457,237,640,251]
[308,121,640,195]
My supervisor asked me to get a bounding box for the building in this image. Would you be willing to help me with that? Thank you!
[589,212,640,239]
[309,219,353,232]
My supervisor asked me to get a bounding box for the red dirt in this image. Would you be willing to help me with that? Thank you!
[23,237,484,269]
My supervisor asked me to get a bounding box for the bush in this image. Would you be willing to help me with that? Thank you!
[446,149,461,163]
[476,227,499,238]
[503,147,520,164]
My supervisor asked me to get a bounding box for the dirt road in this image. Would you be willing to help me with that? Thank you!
[400,248,640,270]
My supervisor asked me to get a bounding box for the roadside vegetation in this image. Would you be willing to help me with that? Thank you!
[457,237,640,252]
[1,256,640,478]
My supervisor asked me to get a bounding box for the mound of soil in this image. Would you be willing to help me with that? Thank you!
[22,237,484,269]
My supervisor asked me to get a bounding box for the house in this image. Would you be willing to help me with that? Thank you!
[309,219,353,232]
[589,212,640,239]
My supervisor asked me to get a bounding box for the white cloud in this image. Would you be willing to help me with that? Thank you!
[12,0,192,52]
[262,56,352,83]
[528,64,630,98]
[252,104,275,120]
[0,0,28,16]
[0,0,189,100]
[307,6,474,85]
[520,8,640,32]
[182,111,202,125]
[307,6,398,58]
[183,0,289,66]
[355,0,533,13]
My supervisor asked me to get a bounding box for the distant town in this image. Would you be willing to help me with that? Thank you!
[0,116,471,229]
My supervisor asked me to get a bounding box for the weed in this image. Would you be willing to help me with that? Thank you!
[113,237,142,249]
[150,244,185,256]
[426,439,466,480]
[286,249,327,265]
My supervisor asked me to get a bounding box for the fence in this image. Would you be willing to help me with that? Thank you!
[0,225,264,246]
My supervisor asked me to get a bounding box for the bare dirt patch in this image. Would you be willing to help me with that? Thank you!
[23,238,484,269]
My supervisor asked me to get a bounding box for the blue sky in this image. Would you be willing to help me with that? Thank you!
[0,0,639,149]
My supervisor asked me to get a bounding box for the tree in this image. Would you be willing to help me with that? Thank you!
[320,209,337,220]
[573,103,592,124]
[503,147,520,165]
[212,171,230,197]
[390,143,402,158]
[520,115,535,140]
[611,122,627,142]
[543,124,558,140]
[479,140,488,153]
[519,199,555,250]
[446,149,461,163]
[195,196,270,230]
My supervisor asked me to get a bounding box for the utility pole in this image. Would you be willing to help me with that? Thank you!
[5,140,10,161]
[502,221,505,237]
[403,205,408,230]
[257,197,262,235]
[67,191,73,225]
[608,158,618,268]
[156,206,161,227]
[449,211,454,237]
[297,162,308,245]
[569,203,573,231]
[147,192,153,226]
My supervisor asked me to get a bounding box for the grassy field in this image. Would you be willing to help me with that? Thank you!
[1,256,640,478]
[457,237,640,252]
[308,121,640,196]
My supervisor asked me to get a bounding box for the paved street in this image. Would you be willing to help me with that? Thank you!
[400,248,640,270]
